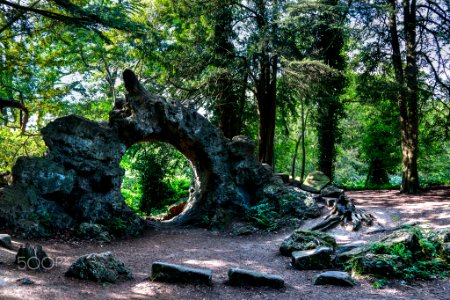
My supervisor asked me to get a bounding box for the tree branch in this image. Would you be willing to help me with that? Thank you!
[0,97,29,133]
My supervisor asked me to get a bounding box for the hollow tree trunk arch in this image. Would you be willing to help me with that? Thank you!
[1,70,320,237]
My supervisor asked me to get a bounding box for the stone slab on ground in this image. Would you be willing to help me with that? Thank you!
[313,271,356,286]
[291,246,333,270]
[151,262,212,285]
[0,234,13,250]
[336,241,368,254]
[335,245,370,265]
[227,268,284,289]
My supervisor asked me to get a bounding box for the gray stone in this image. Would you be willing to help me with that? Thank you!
[351,254,403,277]
[280,230,336,256]
[441,243,450,261]
[75,223,111,243]
[429,228,450,243]
[336,241,368,255]
[274,173,290,184]
[323,197,337,207]
[151,262,212,285]
[65,251,133,283]
[227,268,284,288]
[291,246,334,270]
[381,230,420,250]
[300,171,330,193]
[320,185,343,198]
[312,271,356,286]
[0,182,74,239]
[17,277,34,285]
[15,243,50,270]
[335,245,370,265]
[17,221,48,239]
[12,157,75,195]
[0,234,13,250]
[231,223,257,236]
[263,185,321,220]
[437,229,450,243]
[228,136,256,159]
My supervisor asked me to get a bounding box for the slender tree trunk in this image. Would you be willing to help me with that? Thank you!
[291,101,308,183]
[292,133,301,180]
[388,0,420,193]
[300,108,308,183]
[237,69,248,135]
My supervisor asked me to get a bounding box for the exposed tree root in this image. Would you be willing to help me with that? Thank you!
[311,194,375,231]
[365,221,420,235]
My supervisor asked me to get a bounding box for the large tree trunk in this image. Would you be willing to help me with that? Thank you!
[314,0,345,180]
[388,0,420,193]
[401,0,419,193]
[212,4,243,139]
[256,55,277,167]
[213,73,242,138]
[254,0,278,168]
[317,106,337,179]
[366,158,390,186]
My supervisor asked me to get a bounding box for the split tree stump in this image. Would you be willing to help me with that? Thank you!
[311,194,375,231]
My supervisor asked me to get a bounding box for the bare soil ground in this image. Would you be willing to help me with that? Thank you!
[1,189,449,300]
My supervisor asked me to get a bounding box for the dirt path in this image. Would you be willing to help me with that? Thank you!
[1,189,449,300]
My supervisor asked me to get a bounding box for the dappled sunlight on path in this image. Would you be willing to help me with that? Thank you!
[348,189,450,229]
[1,189,449,299]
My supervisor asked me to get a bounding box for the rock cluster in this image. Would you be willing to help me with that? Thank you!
[280,227,450,283]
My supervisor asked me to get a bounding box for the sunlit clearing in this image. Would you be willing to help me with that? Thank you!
[120,142,193,220]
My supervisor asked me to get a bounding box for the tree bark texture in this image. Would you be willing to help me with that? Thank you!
[314,0,345,180]
[254,0,278,168]
[211,4,243,138]
[388,0,420,193]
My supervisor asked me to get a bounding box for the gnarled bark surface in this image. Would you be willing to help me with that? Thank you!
[0,70,320,237]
